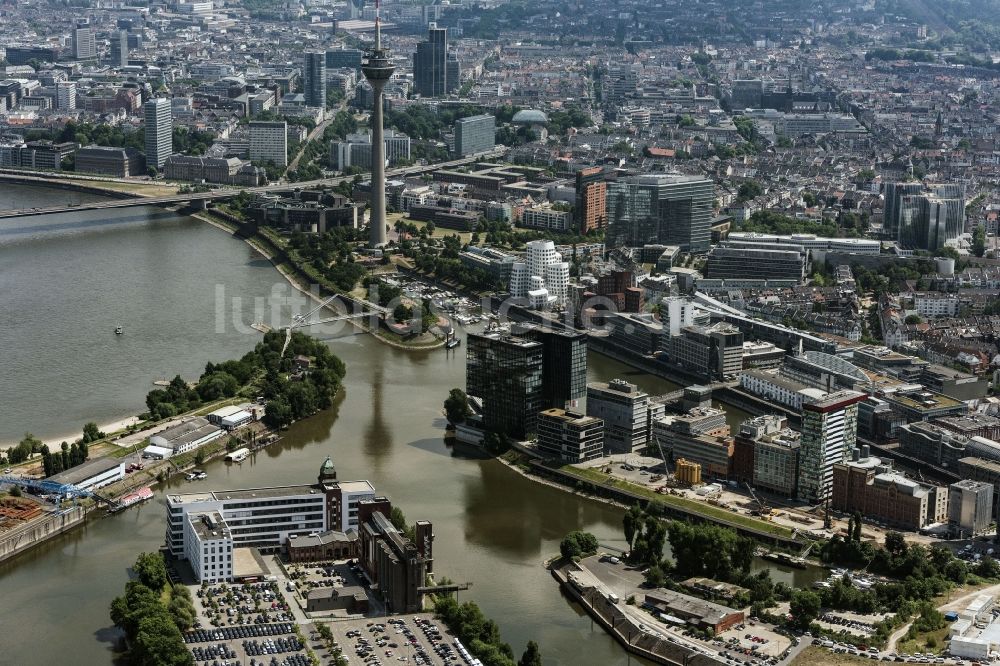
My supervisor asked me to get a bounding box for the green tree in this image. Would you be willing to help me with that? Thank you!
[560,531,599,560]
[444,388,472,425]
[789,589,821,629]
[973,225,986,257]
[644,563,667,588]
[390,506,408,533]
[264,396,294,429]
[517,641,542,666]
[885,531,907,557]
[82,421,105,443]
[134,552,169,591]
[737,180,763,202]
[623,504,643,550]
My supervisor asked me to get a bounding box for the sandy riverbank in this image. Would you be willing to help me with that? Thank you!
[1,415,141,452]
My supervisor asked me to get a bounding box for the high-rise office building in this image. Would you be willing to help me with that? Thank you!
[111,30,130,67]
[72,22,96,60]
[413,23,448,97]
[446,52,461,94]
[466,330,543,440]
[882,182,922,240]
[512,323,588,411]
[509,240,569,309]
[576,167,607,234]
[587,379,660,455]
[606,175,714,252]
[55,81,76,111]
[304,50,327,108]
[453,114,495,156]
[144,98,173,169]
[797,390,866,503]
[885,182,966,250]
[249,120,288,167]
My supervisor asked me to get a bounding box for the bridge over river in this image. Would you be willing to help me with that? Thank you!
[0,150,504,219]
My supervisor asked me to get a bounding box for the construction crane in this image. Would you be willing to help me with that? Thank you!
[744,482,772,517]
[651,433,670,475]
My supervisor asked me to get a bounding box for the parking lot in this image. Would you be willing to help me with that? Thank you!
[717,623,791,659]
[183,581,311,666]
[322,613,462,666]
[183,622,310,666]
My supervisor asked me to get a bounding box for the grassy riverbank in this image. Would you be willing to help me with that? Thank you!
[195,209,446,351]
[556,463,794,538]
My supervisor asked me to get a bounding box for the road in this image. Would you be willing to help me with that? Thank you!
[286,114,335,174]
[885,621,913,653]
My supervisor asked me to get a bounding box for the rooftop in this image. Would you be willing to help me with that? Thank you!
[49,457,123,486]
[803,389,867,413]
[884,389,964,412]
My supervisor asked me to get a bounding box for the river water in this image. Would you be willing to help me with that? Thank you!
[0,185,822,666]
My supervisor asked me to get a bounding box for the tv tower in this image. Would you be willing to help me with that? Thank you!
[361,0,394,247]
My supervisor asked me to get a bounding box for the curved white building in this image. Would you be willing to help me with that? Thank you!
[509,240,569,309]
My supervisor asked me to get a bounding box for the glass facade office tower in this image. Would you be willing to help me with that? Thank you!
[513,323,588,411]
[304,50,327,108]
[883,182,922,240]
[886,182,965,250]
[144,98,173,169]
[466,331,543,439]
[606,175,714,252]
[413,23,448,97]
[110,30,129,67]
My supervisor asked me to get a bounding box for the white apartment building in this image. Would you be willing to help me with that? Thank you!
[249,120,288,167]
[520,206,572,232]
[55,81,76,110]
[913,293,959,318]
[509,239,569,309]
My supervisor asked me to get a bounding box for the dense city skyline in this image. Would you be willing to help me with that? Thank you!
[3,1,1000,666]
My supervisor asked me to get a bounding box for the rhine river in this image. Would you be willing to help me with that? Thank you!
[0,184,820,666]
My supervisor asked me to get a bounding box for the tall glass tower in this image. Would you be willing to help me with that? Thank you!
[361,0,394,247]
